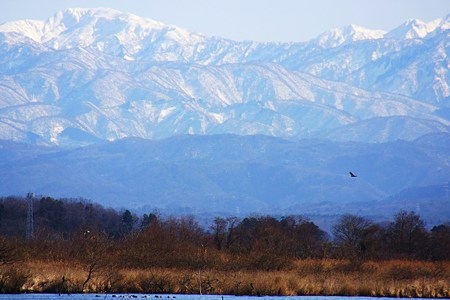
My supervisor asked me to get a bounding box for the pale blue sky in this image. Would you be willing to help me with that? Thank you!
[1,0,449,42]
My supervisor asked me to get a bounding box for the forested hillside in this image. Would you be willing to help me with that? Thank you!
[1,134,449,228]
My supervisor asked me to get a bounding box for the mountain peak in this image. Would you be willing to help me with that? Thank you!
[43,7,172,44]
[51,7,166,27]
[60,7,120,18]
[0,7,205,59]
[385,16,446,40]
[314,24,385,48]
[50,8,120,26]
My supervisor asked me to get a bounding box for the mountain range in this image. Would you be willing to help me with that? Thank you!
[0,8,449,227]
[0,8,449,145]
[1,133,449,229]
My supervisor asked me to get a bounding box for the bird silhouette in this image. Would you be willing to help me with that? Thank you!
[349,171,357,177]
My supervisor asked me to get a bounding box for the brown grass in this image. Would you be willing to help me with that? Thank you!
[4,259,449,297]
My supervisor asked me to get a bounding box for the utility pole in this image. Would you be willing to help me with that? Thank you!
[26,192,35,240]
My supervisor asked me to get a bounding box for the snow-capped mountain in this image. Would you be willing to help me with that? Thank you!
[385,16,449,40]
[0,8,449,145]
[313,24,386,48]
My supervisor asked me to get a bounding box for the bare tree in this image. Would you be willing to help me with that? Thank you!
[69,229,112,291]
[332,214,375,259]
[385,210,428,259]
[211,217,239,250]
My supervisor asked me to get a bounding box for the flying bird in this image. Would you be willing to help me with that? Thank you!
[349,171,357,177]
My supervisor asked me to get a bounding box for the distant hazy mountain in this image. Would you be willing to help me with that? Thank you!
[1,134,449,228]
[0,8,449,145]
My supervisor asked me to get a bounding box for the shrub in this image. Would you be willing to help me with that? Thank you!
[0,267,29,293]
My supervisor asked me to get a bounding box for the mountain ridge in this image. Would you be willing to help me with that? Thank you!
[2,9,448,47]
[0,8,449,146]
[1,133,448,227]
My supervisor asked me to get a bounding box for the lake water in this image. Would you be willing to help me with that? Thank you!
[0,295,431,300]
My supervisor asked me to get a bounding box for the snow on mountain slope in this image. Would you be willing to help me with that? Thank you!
[269,16,450,105]
[279,28,450,104]
[0,8,449,145]
[385,15,449,40]
[0,8,197,50]
[313,24,385,48]
[318,116,450,142]
[351,31,450,105]
[0,8,257,64]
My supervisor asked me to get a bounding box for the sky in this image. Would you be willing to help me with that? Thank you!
[1,0,449,42]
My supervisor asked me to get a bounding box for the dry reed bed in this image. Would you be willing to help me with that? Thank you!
[1,259,449,297]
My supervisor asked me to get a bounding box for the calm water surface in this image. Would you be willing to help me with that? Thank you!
[0,295,432,300]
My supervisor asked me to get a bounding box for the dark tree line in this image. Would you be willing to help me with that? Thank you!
[0,196,449,270]
[0,196,125,239]
[331,212,448,261]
